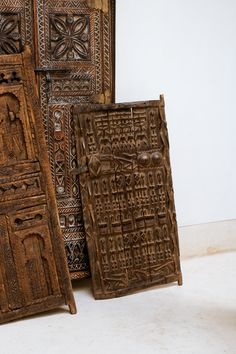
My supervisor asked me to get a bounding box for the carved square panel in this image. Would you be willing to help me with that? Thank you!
[35,0,115,101]
[0,12,21,54]
[49,13,90,61]
[73,98,182,299]
[0,1,34,56]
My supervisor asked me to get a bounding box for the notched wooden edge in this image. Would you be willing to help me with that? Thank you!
[87,0,109,13]
[73,95,165,115]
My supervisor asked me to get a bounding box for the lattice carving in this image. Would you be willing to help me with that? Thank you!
[0,47,76,324]
[73,98,182,299]
[34,0,115,278]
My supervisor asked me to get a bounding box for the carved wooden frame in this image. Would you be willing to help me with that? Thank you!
[0,47,76,324]
[34,0,116,279]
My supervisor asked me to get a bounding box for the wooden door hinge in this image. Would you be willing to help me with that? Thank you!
[88,0,109,14]
[93,90,111,104]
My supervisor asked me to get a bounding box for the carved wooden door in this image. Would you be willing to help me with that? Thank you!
[0,0,115,279]
[73,98,182,299]
[34,0,115,279]
[0,47,76,324]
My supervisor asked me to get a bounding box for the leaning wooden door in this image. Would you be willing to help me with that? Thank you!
[0,0,116,279]
[73,98,182,299]
[0,47,76,324]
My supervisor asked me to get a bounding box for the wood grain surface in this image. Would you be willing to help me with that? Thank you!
[73,97,182,299]
[0,0,116,279]
[0,46,76,324]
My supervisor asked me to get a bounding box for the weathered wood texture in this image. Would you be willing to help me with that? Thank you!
[0,0,115,279]
[0,47,76,324]
[34,0,115,279]
[73,98,182,299]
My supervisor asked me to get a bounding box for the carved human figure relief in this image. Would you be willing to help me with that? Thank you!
[0,93,27,164]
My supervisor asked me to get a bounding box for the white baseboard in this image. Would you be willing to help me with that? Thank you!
[178,219,236,259]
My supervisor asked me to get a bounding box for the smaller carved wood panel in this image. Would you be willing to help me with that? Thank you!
[73,98,182,299]
[0,47,76,324]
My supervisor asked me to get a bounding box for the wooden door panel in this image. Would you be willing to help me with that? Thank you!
[73,98,182,299]
[9,206,61,303]
[0,1,115,279]
[34,0,115,278]
[0,47,76,324]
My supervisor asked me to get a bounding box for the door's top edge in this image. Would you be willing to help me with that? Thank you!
[73,96,165,113]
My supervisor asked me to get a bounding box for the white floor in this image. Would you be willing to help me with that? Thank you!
[1,252,236,354]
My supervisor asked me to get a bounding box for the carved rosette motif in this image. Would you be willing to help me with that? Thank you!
[49,14,90,61]
[0,13,21,54]
[0,1,34,56]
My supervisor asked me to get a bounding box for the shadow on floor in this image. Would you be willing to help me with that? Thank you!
[72,277,93,298]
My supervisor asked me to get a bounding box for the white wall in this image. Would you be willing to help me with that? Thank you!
[116,0,236,226]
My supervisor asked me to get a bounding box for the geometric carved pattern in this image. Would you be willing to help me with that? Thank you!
[73,97,182,299]
[0,13,21,54]
[0,0,115,280]
[49,14,90,61]
[0,1,34,56]
[49,105,90,273]
[34,0,115,279]
[0,47,76,323]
